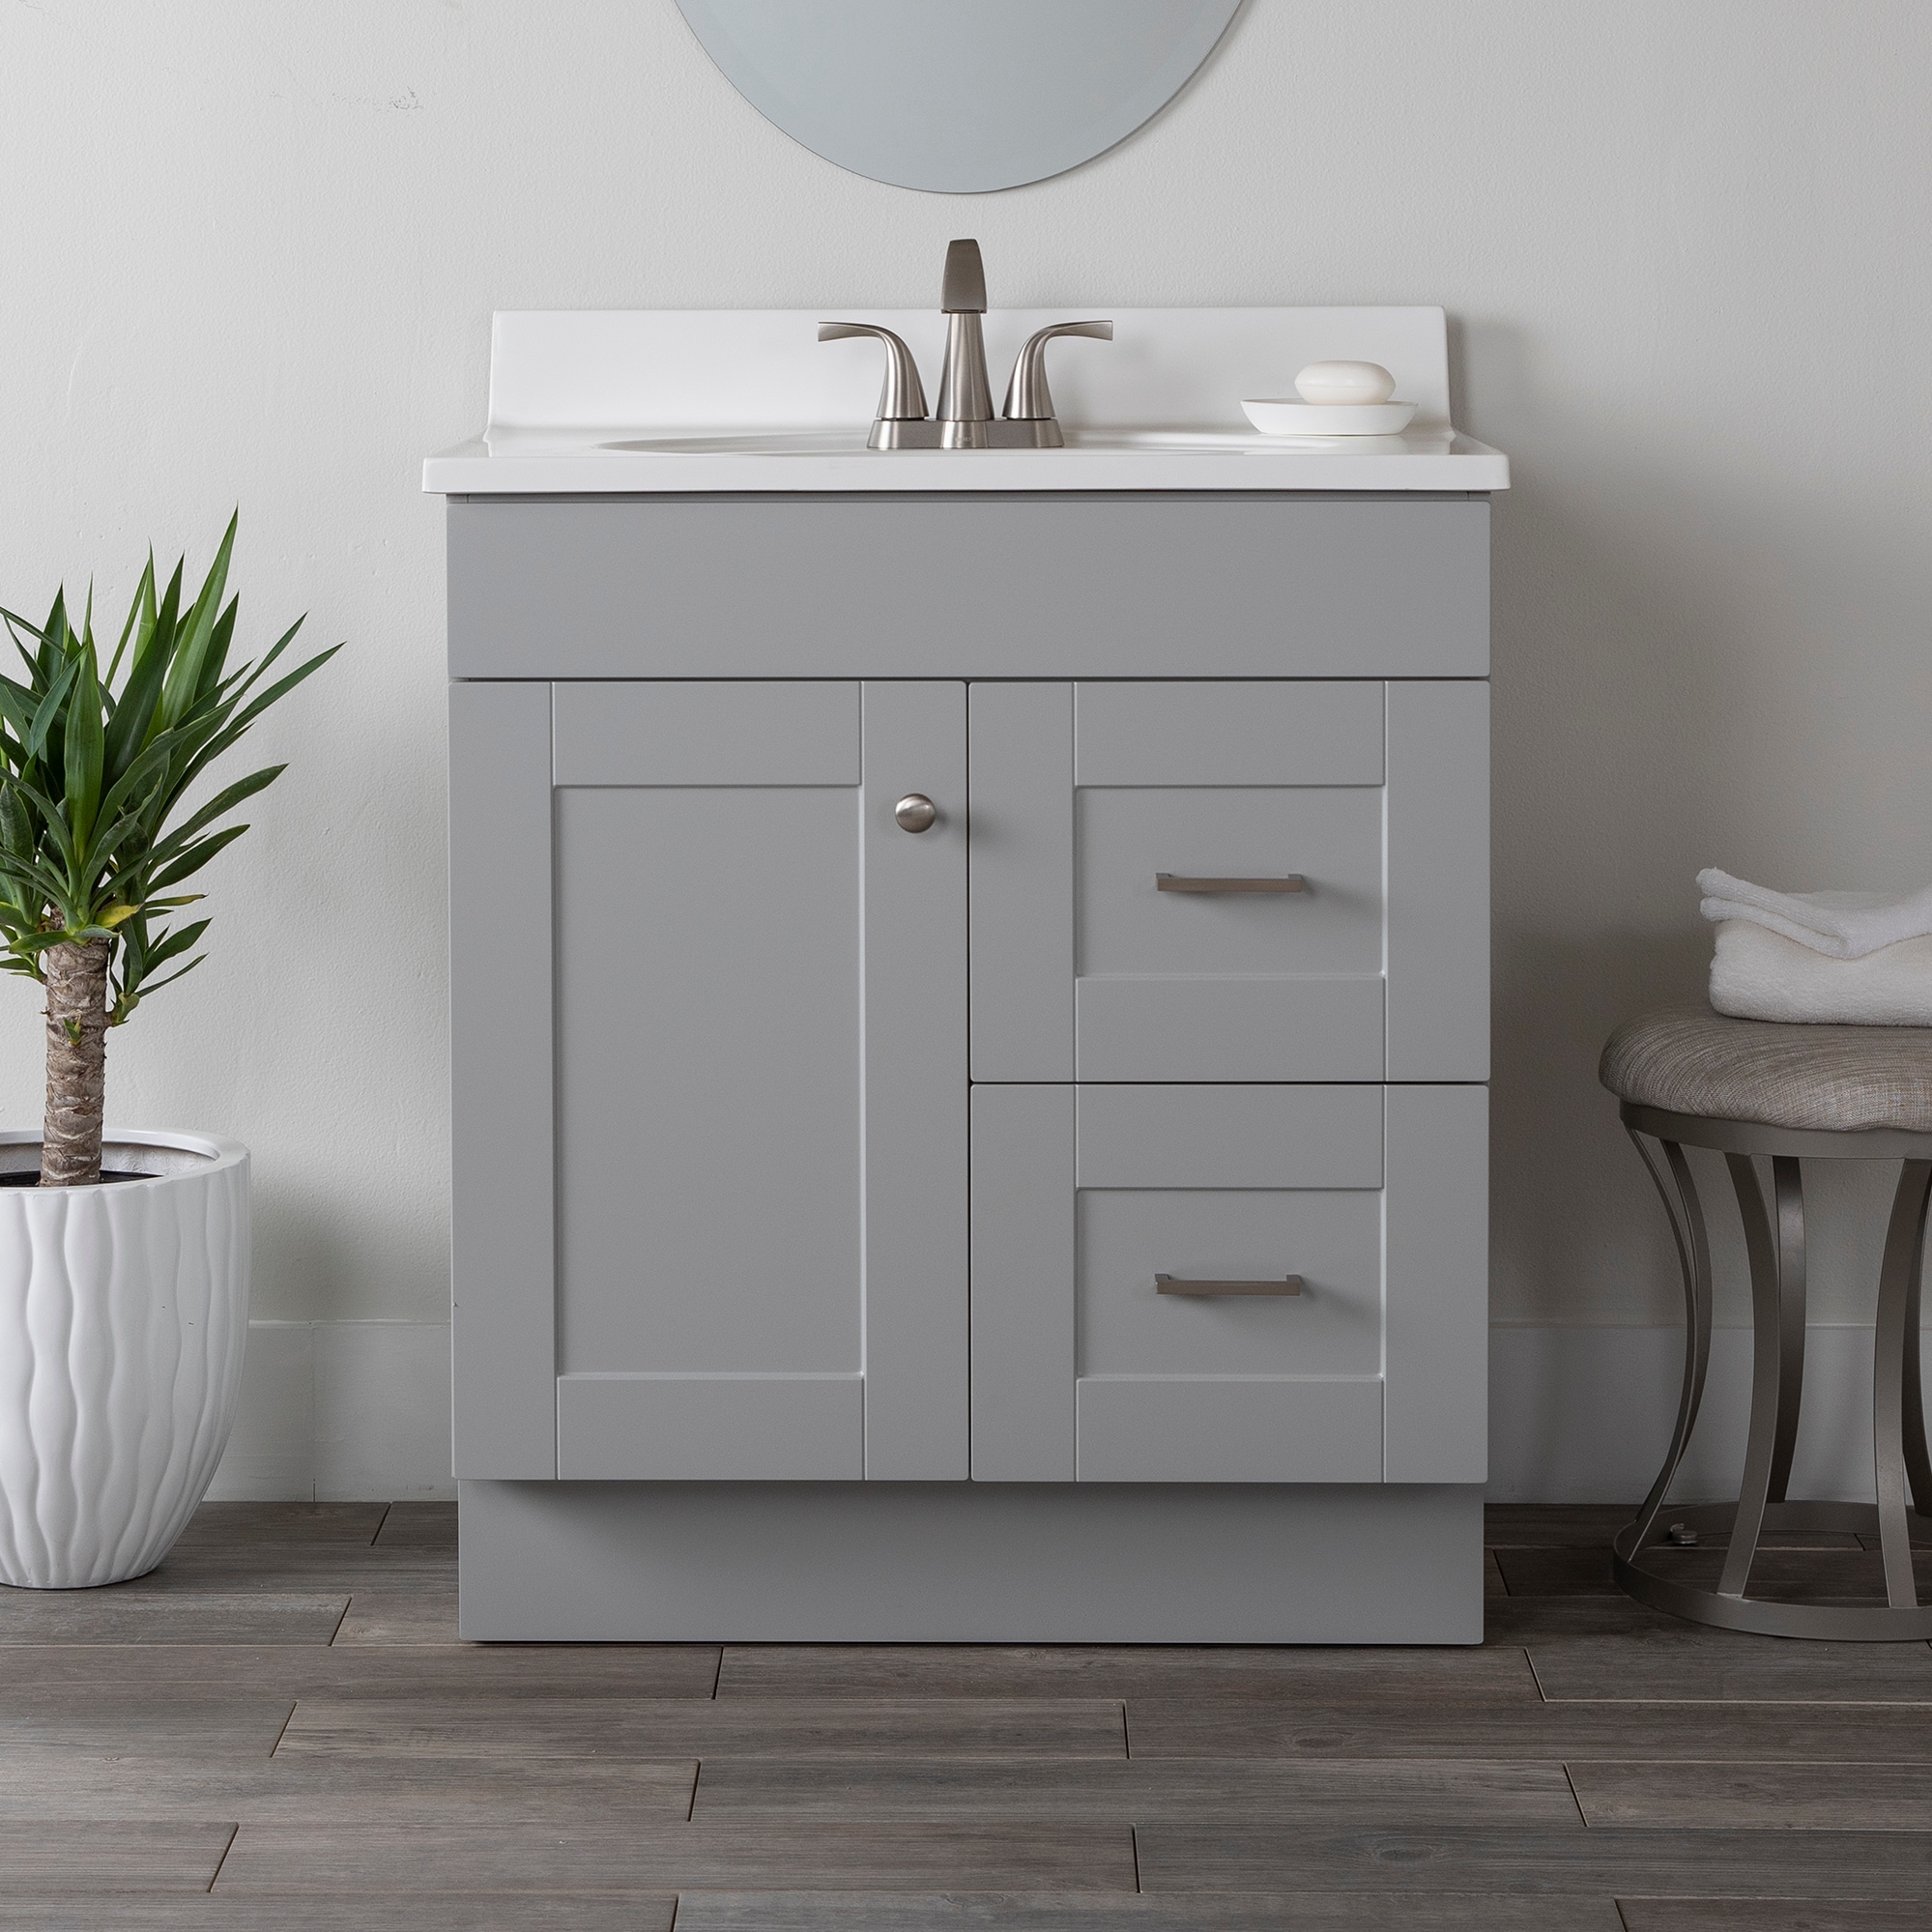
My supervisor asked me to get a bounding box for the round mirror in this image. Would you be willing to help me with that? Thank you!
[676,0,1244,195]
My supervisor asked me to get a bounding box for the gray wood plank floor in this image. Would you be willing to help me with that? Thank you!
[4,1498,1931,1928]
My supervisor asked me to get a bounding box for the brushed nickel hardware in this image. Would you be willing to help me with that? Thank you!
[816,324,929,449]
[894,793,938,833]
[1156,1274,1304,1297]
[819,240,1111,451]
[1155,874,1307,894]
[937,238,994,448]
[1001,320,1114,448]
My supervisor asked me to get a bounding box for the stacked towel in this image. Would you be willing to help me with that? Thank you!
[1699,870,1932,1025]
[1697,868,1932,959]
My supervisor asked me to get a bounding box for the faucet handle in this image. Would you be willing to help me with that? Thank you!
[819,323,929,421]
[1002,320,1113,426]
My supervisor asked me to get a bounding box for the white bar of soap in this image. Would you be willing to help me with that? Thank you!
[1293,360,1397,405]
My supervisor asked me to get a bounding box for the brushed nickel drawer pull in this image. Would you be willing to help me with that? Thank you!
[1155,873,1306,894]
[1156,1274,1304,1297]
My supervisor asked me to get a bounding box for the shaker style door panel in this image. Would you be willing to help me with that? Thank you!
[543,678,966,1483]
[553,776,864,1479]
[969,1082,1485,1485]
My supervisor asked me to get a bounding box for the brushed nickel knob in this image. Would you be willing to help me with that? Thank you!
[894,793,938,833]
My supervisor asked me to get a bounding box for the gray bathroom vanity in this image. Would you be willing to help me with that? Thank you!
[432,303,1506,1640]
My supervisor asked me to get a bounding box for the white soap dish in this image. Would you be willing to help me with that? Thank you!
[1242,398,1419,437]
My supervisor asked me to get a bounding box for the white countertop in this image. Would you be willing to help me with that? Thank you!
[424,307,1510,496]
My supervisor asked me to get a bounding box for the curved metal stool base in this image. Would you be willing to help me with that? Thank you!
[1615,1105,1932,1642]
[1615,1503,1932,1641]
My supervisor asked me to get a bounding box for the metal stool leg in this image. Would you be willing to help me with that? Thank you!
[1721,1155,1808,1600]
[1625,1133,1713,1553]
[1874,1161,1932,1609]
[1900,1163,1932,1521]
[1768,1157,1807,1504]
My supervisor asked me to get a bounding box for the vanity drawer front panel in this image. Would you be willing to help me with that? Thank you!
[969,1081,1486,1485]
[1076,680,1384,1083]
[970,678,1486,1084]
[1077,1084,1383,1483]
[447,497,1490,680]
[1076,779,1387,1081]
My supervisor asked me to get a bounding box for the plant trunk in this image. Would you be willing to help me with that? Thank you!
[42,938,110,1187]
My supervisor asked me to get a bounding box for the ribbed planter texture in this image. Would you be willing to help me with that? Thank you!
[0,1130,249,1589]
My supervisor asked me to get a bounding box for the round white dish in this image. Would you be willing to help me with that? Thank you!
[1242,398,1418,437]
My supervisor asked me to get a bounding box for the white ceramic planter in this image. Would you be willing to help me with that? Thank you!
[0,1129,249,1589]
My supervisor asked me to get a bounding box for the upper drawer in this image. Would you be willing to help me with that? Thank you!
[970,679,1488,1084]
[447,496,1488,681]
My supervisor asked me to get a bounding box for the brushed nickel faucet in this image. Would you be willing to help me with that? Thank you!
[820,239,1110,450]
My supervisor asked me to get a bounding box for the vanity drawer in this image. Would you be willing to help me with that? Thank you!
[1077,1084,1385,1484]
[969,1082,1488,1486]
[969,678,1488,1082]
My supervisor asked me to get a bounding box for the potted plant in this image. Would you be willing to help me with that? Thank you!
[0,517,334,1587]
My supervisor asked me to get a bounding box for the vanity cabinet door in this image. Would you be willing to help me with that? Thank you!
[448,679,966,1483]
[969,1083,1486,1484]
[968,679,1488,1083]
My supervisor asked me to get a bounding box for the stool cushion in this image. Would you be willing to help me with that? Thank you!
[1600,1007,1932,1132]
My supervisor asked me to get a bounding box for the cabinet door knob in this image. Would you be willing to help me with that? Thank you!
[894,793,938,833]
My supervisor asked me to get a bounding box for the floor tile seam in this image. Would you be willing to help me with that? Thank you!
[1136,1821,1932,1840]
[673,1752,1588,1771]
[202,1821,239,1894]
[1564,1753,1932,1764]
[1533,1696,1932,1708]
[274,1749,1142,1766]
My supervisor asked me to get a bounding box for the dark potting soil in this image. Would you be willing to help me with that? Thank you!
[0,1170,156,1186]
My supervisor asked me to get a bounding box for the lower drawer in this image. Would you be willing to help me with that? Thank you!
[970,1081,1487,1485]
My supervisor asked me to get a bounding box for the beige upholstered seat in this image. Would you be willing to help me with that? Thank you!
[1600,1006,1932,1133]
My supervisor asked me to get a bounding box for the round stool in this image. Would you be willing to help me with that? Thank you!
[1600,1007,1932,1639]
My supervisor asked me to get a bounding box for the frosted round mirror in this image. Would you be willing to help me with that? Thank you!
[677,0,1244,195]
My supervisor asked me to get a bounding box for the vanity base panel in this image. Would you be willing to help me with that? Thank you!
[456,1480,1482,1644]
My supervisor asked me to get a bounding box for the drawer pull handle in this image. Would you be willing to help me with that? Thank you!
[1156,1274,1304,1297]
[1155,873,1305,894]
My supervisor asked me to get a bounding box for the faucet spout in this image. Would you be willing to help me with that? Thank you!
[936,240,993,447]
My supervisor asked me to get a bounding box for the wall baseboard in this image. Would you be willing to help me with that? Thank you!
[1487,1324,1931,1504]
[207,1319,1929,1506]
[208,1321,453,1502]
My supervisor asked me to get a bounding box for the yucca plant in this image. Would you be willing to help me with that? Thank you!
[0,515,337,1186]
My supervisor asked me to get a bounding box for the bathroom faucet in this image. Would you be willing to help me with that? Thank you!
[936,239,994,447]
[819,239,1111,450]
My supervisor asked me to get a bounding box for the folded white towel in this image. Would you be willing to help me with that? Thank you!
[1710,918,1932,1025]
[1697,869,1932,960]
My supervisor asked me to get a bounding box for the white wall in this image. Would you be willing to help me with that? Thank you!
[3,2,1927,1498]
